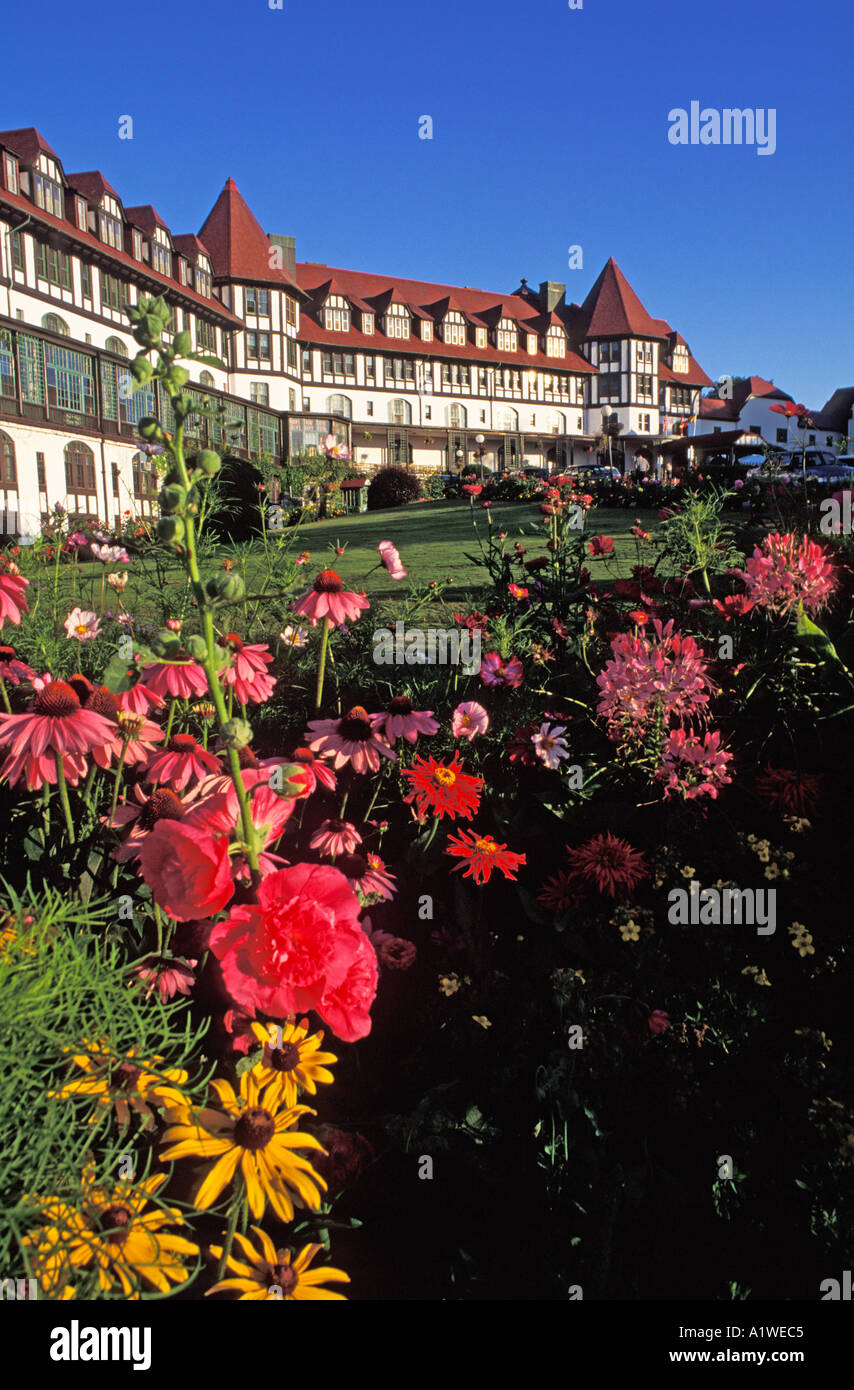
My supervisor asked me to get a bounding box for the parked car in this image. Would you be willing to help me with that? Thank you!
[522,466,550,481]
[575,464,622,483]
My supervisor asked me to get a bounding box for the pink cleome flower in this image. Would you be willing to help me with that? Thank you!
[0,678,116,790]
[220,634,276,705]
[656,728,734,801]
[305,706,396,774]
[337,851,397,902]
[291,570,370,629]
[596,618,715,740]
[737,532,837,618]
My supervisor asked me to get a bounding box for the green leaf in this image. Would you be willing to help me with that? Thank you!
[191,354,227,371]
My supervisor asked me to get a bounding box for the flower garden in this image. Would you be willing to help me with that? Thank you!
[0,295,852,1303]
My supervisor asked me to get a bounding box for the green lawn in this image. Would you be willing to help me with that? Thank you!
[262,499,658,606]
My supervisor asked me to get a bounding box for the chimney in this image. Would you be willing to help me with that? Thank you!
[269,233,296,277]
[539,280,566,313]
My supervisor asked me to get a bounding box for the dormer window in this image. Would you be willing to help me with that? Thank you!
[246,286,270,316]
[636,340,653,364]
[527,333,538,355]
[33,170,63,219]
[195,263,211,298]
[132,230,144,261]
[443,311,466,346]
[4,155,18,194]
[385,302,410,339]
[75,196,88,230]
[99,211,123,250]
[546,326,566,358]
[362,311,374,334]
[421,320,433,342]
[476,328,486,349]
[673,345,689,374]
[496,318,518,353]
[178,258,188,286]
[322,294,350,332]
[150,241,172,277]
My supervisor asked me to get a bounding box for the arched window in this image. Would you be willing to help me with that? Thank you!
[105,336,128,357]
[199,370,215,388]
[547,410,566,435]
[42,314,69,337]
[448,402,467,428]
[0,431,17,487]
[64,441,96,492]
[389,398,411,425]
[495,406,518,432]
[328,394,352,419]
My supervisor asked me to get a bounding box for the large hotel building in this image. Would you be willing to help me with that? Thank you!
[0,124,723,535]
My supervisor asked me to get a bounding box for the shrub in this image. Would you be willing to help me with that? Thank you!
[367,466,423,510]
[424,472,446,499]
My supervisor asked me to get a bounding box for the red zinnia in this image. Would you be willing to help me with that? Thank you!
[402,753,482,821]
[565,832,648,899]
[444,829,526,885]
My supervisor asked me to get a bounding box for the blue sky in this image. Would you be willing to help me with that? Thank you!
[2,0,850,408]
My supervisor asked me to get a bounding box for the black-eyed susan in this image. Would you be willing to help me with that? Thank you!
[207,1225,349,1300]
[48,1038,189,1128]
[249,1019,337,1111]
[160,1070,326,1223]
[23,1163,198,1298]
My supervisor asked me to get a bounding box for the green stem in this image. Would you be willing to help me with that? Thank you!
[54,755,75,843]
[0,676,10,714]
[217,1183,244,1280]
[314,614,331,711]
[106,735,131,830]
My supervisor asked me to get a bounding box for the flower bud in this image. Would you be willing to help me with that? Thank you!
[220,718,253,750]
[196,450,221,477]
[149,630,184,659]
[156,515,186,546]
[168,365,189,389]
[158,483,187,514]
[171,394,193,421]
[184,634,208,661]
[204,572,245,603]
[130,356,154,384]
[138,417,163,441]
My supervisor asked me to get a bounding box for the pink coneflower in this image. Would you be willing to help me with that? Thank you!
[480,651,524,688]
[657,728,733,801]
[565,832,648,900]
[310,819,363,857]
[122,683,166,716]
[291,746,337,791]
[291,570,370,629]
[63,607,101,642]
[531,722,572,770]
[220,634,276,705]
[143,732,221,792]
[131,955,198,1003]
[0,646,36,686]
[378,540,407,580]
[85,688,165,769]
[338,851,397,901]
[378,696,440,745]
[737,532,837,618]
[305,706,396,774]
[452,700,489,742]
[0,678,116,790]
[0,564,29,629]
[140,658,209,701]
[109,785,187,861]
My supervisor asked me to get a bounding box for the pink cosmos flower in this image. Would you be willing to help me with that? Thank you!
[480,651,524,688]
[0,565,29,629]
[531,722,571,770]
[139,820,234,921]
[588,536,615,558]
[378,540,407,580]
[209,863,377,1042]
[90,542,130,564]
[324,433,351,462]
[279,625,309,648]
[596,618,714,740]
[220,634,276,705]
[0,678,117,790]
[310,819,363,857]
[131,955,198,1003]
[377,696,440,745]
[737,532,837,618]
[291,570,370,629]
[337,851,397,902]
[656,728,733,801]
[64,607,101,642]
[140,658,209,701]
[143,733,221,792]
[452,701,489,742]
[305,706,396,774]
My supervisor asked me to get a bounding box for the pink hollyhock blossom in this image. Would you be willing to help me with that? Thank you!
[208,863,377,1042]
[138,820,234,921]
[737,532,836,617]
[132,955,198,1002]
[291,569,370,629]
[143,733,221,792]
[531,722,571,770]
[64,607,101,642]
[657,728,734,801]
[596,618,714,740]
[0,565,29,629]
[186,783,294,880]
[140,658,209,701]
[378,695,439,745]
[480,651,524,688]
[648,1009,671,1035]
[452,700,489,742]
[305,705,396,774]
[310,819,362,857]
[378,540,407,580]
[0,677,116,791]
[337,851,397,902]
[220,634,276,705]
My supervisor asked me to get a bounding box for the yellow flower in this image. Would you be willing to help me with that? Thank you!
[48,1039,189,1128]
[23,1164,198,1299]
[472,1015,492,1029]
[764,863,780,880]
[248,1019,336,1112]
[439,973,461,997]
[207,1225,349,1300]
[680,865,696,879]
[160,1070,326,1224]
[619,921,641,942]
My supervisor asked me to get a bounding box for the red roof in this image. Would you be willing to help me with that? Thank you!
[700,396,738,421]
[660,355,714,388]
[66,171,122,204]
[124,204,170,236]
[0,127,60,164]
[198,178,300,290]
[172,233,212,263]
[578,258,663,339]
